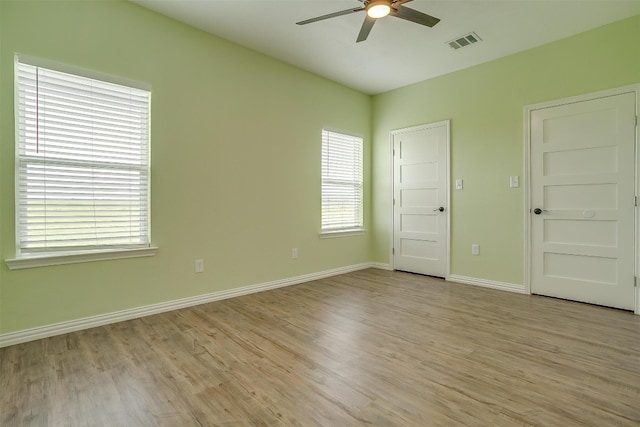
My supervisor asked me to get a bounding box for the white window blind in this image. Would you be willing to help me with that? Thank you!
[15,58,151,254]
[321,129,363,232]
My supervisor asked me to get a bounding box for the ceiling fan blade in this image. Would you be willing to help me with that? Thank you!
[390,5,440,27]
[296,7,364,25]
[356,15,376,42]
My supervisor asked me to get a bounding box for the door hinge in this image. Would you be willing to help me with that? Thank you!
[393,148,396,156]
[392,248,395,255]
[635,277,639,287]
[635,196,639,207]
[393,198,396,206]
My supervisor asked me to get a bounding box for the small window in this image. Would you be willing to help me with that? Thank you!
[321,129,363,233]
[14,57,151,255]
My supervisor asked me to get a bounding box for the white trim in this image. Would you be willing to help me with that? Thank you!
[0,262,374,348]
[525,84,640,111]
[636,85,640,315]
[389,121,451,279]
[524,83,640,314]
[388,129,395,268]
[319,229,367,238]
[445,121,451,280]
[372,262,393,270]
[448,274,526,294]
[635,86,640,316]
[523,105,532,295]
[5,247,158,270]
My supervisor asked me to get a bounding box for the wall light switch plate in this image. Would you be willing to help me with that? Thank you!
[455,179,463,190]
[509,176,519,188]
[195,259,204,273]
[471,244,480,256]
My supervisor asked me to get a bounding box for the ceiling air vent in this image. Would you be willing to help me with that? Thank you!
[447,32,482,50]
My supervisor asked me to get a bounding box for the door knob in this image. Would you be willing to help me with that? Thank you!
[433,207,445,212]
[533,208,547,215]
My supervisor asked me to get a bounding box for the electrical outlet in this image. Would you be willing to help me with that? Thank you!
[455,179,463,190]
[292,248,298,259]
[471,244,480,256]
[195,259,204,273]
[509,176,519,188]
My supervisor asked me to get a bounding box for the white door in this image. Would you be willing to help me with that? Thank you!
[393,121,449,277]
[530,92,636,310]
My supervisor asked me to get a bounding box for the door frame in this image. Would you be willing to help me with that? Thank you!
[523,84,640,314]
[389,120,451,279]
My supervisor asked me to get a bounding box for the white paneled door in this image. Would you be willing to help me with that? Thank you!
[393,121,449,278]
[530,92,636,310]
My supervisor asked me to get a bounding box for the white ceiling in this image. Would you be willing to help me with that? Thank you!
[130,0,640,95]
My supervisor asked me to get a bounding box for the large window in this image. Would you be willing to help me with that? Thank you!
[321,129,363,233]
[14,57,151,256]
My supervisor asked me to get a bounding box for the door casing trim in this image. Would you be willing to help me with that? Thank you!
[523,84,640,314]
[389,120,451,279]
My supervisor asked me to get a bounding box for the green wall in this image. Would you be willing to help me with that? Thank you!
[1,0,638,336]
[0,0,371,333]
[372,15,640,284]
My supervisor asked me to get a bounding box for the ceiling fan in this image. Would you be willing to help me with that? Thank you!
[296,0,440,43]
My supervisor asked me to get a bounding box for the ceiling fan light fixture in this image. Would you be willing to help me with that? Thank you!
[367,1,391,19]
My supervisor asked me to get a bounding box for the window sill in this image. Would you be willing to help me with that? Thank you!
[5,247,158,270]
[319,229,367,238]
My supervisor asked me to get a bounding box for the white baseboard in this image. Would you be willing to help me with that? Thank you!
[371,262,392,270]
[448,274,526,294]
[0,262,375,348]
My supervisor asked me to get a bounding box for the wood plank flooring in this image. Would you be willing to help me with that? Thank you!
[1,269,639,426]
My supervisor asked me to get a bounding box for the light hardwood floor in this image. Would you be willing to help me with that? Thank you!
[1,269,639,426]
